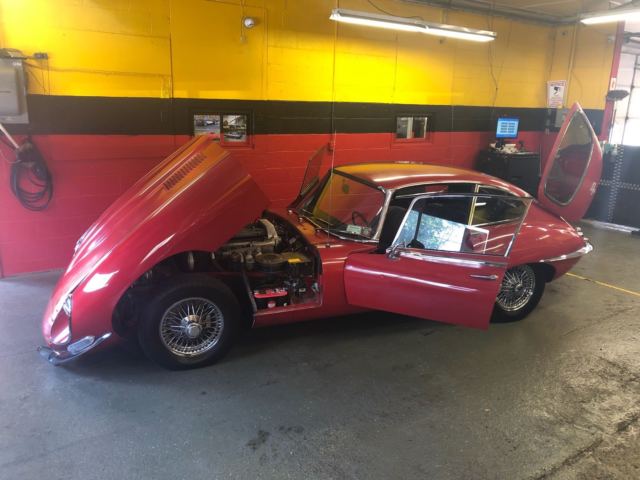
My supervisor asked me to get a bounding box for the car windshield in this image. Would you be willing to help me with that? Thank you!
[298,146,326,198]
[299,171,385,240]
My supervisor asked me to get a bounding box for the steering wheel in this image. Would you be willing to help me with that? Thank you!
[352,210,369,226]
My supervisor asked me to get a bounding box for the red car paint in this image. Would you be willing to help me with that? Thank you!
[42,136,269,344]
[41,103,599,359]
[325,162,529,192]
[1,131,548,278]
[537,103,603,222]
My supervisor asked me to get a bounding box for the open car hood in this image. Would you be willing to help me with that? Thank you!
[61,136,269,294]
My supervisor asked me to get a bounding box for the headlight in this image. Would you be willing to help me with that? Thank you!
[74,230,89,254]
[62,295,72,316]
[51,294,72,346]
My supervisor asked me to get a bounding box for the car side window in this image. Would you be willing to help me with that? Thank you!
[393,194,529,257]
[471,187,524,226]
[544,111,594,205]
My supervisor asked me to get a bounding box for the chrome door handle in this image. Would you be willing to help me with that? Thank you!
[386,242,406,260]
[470,274,498,281]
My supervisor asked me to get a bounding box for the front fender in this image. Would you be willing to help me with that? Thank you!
[43,138,269,346]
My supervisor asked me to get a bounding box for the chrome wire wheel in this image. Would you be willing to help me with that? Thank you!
[159,297,224,357]
[497,265,536,312]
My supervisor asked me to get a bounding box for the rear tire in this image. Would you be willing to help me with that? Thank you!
[491,264,545,323]
[137,275,241,370]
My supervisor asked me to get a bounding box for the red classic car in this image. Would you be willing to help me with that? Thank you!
[39,103,601,369]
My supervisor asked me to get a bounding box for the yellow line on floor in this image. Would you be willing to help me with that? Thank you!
[566,273,640,298]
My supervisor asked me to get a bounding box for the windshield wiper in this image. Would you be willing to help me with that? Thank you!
[332,228,371,240]
[299,212,331,228]
[299,213,373,240]
[300,209,327,224]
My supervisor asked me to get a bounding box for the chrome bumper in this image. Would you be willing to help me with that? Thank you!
[38,332,112,366]
[540,241,593,263]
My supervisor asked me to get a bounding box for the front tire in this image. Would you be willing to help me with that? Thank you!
[137,275,241,369]
[492,264,545,323]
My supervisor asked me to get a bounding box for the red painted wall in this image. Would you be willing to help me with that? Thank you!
[0,130,545,277]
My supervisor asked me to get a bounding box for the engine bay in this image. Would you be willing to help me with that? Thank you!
[215,214,320,312]
[120,214,321,334]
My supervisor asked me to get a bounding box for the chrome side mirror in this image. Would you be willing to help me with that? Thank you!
[386,242,405,260]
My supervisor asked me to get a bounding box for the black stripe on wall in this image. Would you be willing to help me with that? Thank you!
[10,94,603,136]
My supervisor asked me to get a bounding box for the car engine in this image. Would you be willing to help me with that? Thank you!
[214,215,319,311]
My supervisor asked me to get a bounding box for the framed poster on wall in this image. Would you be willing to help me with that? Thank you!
[547,80,567,108]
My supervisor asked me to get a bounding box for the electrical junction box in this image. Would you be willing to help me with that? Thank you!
[553,108,569,129]
[545,107,569,132]
[0,49,29,124]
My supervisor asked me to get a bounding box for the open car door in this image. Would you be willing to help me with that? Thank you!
[344,192,532,329]
[537,102,602,222]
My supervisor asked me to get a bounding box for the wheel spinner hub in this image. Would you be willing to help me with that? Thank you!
[496,266,536,312]
[183,315,203,339]
[159,297,224,357]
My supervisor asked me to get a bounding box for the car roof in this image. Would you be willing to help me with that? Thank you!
[334,162,529,196]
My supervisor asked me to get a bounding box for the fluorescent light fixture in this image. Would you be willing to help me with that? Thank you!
[424,24,496,42]
[580,6,640,25]
[330,8,496,42]
[329,8,427,33]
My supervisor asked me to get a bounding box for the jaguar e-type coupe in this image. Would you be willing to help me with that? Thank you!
[39,103,601,369]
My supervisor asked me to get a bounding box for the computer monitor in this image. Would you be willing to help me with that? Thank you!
[496,117,519,139]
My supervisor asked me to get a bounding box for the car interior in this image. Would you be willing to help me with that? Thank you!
[377,183,475,252]
[376,183,524,254]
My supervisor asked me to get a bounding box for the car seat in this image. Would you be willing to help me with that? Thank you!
[377,206,407,252]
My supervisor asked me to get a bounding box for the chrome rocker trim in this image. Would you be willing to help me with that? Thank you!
[398,249,508,269]
[38,332,112,366]
[539,241,593,263]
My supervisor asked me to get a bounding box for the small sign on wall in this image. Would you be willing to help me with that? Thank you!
[547,80,567,108]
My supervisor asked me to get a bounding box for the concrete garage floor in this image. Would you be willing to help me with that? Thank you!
[1,223,639,480]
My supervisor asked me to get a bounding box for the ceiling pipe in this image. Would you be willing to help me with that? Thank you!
[404,0,640,25]
[403,0,571,25]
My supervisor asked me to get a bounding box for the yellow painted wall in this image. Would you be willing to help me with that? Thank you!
[548,23,616,108]
[0,0,616,109]
[0,0,172,97]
